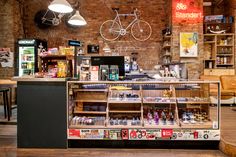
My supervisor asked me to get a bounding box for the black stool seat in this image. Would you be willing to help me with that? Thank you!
[0,88,10,121]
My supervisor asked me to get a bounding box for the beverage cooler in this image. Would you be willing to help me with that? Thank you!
[17,39,47,76]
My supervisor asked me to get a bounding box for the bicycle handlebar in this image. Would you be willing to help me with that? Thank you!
[113,8,139,16]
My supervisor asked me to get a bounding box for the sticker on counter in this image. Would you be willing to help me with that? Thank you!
[147,129,161,140]
[121,129,129,140]
[79,129,104,139]
[103,130,109,139]
[128,129,161,140]
[193,131,198,139]
[129,129,146,140]
[69,129,80,138]
[196,130,220,140]
[161,129,173,138]
[109,130,121,140]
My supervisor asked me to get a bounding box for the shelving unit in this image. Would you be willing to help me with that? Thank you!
[79,57,91,81]
[160,35,172,64]
[203,33,235,75]
[39,54,73,77]
[67,81,220,141]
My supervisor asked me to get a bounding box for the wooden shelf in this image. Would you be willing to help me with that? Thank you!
[69,125,106,129]
[40,55,73,59]
[177,101,211,104]
[109,110,141,113]
[144,122,179,128]
[74,89,108,92]
[204,33,234,36]
[162,45,171,49]
[74,111,107,114]
[216,54,233,56]
[204,41,215,44]
[179,121,213,129]
[216,45,233,47]
[107,125,142,129]
[162,53,171,57]
[143,100,176,104]
[74,100,107,103]
[108,98,141,104]
[204,59,215,61]
[163,35,171,39]
[216,64,234,66]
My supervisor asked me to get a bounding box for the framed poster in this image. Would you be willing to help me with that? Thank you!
[87,45,99,53]
[180,32,198,57]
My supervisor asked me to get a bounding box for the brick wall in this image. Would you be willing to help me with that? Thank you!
[0,0,24,78]
[20,0,167,70]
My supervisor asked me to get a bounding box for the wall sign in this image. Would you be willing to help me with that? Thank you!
[0,48,14,67]
[68,40,83,47]
[87,45,99,53]
[173,0,203,23]
[180,32,198,57]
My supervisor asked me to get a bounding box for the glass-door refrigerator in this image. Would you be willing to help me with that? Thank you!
[17,39,47,76]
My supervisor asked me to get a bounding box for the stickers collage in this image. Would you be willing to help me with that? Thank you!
[68,129,220,140]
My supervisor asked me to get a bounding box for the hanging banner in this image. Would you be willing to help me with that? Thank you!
[172,0,203,23]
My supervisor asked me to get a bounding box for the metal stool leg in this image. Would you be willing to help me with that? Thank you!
[3,90,10,121]
[2,92,7,118]
[6,90,10,121]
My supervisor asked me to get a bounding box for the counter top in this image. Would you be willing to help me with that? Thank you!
[0,79,17,85]
[66,80,220,84]
[12,77,66,82]
[11,77,220,84]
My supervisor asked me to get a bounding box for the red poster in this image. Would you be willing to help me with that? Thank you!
[161,129,173,138]
[69,129,80,137]
[121,129,129,140]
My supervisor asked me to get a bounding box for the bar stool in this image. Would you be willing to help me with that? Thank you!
[0,88,10,121]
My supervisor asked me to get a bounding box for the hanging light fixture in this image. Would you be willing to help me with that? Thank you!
[48,0,73,13]
[68,11,87,26]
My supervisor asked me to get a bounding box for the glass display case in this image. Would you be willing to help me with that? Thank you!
[67,80,220,141]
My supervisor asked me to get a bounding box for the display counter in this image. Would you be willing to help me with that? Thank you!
[67,80,220,142]
[13,77,67,148]
[14,78,221,148]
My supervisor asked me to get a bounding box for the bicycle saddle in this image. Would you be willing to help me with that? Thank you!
[112,8,119,11]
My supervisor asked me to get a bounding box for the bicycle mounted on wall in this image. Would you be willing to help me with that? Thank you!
[100,8,152,41]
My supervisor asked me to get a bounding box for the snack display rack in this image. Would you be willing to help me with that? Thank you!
[67,81,220,141]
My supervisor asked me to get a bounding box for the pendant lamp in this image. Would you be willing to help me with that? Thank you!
[48,0,73,13]
[68,11,87,26]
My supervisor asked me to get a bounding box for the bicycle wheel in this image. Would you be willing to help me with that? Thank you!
[100,20,121,41]
[131,20,152,41]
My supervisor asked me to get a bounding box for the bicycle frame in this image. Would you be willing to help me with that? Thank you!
[112,10,139,31]
[100,9,152,41]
